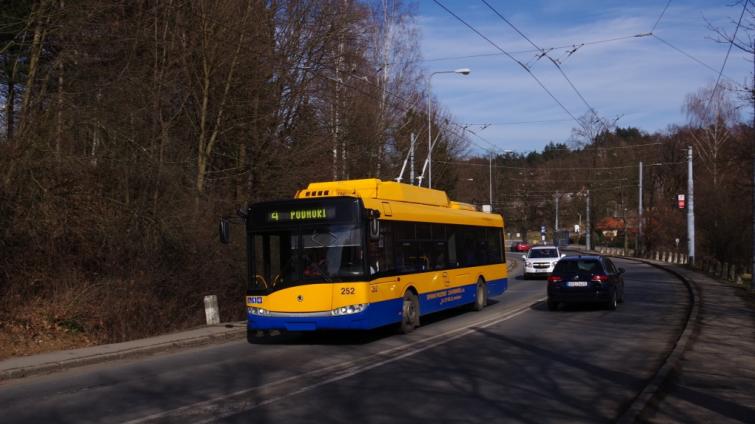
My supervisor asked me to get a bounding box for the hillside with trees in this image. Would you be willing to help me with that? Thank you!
[0,0,471,358]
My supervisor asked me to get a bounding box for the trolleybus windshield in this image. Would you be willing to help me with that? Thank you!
[250,224,365,292]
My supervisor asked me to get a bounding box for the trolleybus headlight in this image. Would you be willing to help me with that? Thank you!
[248,307,270,316]
[331,303,368,316]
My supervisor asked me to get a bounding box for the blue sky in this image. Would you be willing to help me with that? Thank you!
[417,0,752,154]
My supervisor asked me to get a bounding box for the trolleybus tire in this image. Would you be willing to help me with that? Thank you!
[399,290,420,334]
[471,279,487,311]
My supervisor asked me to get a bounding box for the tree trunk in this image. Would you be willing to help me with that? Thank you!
[5,78,14,141]
[55,59,64,162]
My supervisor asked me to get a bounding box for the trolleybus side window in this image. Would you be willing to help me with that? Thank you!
[486,228,504,263]
[447,227,458,267]
[394,222,419,272]
[428,225,447,269]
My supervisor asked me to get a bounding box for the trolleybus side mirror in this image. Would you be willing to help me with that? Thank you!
[219,218,230,244]
[367,209,381,240]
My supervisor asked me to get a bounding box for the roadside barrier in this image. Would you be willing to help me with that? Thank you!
[594,245,749,287]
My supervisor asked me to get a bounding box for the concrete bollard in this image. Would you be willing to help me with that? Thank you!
[723,263,729,280]
[736,274,743,285]
[729,265,736,282]
[654,251,660,261]
[661,252,666,262]
[204,295,220,325]
[715,261,722,277]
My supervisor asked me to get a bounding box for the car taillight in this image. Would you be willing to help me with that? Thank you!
[591,274,608,282]
[547,275,562,283]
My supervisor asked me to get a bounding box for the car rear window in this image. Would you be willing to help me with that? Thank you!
[553,259,603,273]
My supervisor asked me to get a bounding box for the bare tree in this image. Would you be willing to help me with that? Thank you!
[683,81,740,187]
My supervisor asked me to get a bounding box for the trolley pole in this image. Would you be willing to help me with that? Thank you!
[586,190,591,251]
[687,146,695,266]
[410,133,416,185]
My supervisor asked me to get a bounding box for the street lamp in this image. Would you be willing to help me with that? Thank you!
[428,68,471,189]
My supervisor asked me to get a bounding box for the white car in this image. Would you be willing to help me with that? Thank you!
[522,246,565,279]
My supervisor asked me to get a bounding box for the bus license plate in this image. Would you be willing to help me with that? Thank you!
[567,281,588,287]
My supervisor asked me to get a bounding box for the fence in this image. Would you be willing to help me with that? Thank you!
[595,246,751,287]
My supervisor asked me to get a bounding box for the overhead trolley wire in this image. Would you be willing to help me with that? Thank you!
[705,0,748,115]
[434,159,684,171]
[423,33,652,63]
[432,0,586,131]
[479,0,598,114]
[651,0,673,33]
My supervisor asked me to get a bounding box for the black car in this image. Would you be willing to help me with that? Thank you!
[546,255,625,311]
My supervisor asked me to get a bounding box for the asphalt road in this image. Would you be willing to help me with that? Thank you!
[0,257,690,423]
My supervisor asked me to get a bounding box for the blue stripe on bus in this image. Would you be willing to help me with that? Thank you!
[247,277,508,332]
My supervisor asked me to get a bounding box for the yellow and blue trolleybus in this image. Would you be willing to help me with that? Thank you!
[221,179,508,339]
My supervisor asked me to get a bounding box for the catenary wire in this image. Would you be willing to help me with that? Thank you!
[651,0,673,33]
[432,0,586,131]
[479,0,597,114]
[705,0,748,116]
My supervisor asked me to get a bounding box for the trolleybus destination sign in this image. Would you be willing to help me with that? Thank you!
[266,207,336,222]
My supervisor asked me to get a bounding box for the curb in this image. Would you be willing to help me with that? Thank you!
[575,250,700,424]
[0,324,246,382]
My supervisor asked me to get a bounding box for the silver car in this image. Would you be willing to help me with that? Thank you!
[522,246,565,279]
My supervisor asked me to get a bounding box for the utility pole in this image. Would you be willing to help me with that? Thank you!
[554,192,559,232]
[687,146,695,266]
[751,52,754,292]
[638,161,643,256]
[586,190,591,250]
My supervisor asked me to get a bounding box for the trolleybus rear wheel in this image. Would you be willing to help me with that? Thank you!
[472,279,487,311]
[399,291,419,334]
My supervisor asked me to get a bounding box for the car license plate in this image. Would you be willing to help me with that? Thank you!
[567,281,588,287]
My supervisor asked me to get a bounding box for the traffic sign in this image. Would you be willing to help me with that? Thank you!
[677,194,685,209]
